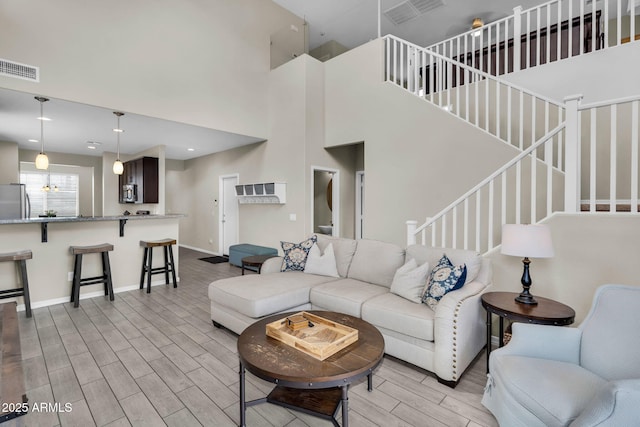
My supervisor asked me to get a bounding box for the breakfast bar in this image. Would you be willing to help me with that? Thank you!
[0,214,184,312]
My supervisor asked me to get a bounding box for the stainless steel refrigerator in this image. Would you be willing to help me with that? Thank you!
[0,183,30,220]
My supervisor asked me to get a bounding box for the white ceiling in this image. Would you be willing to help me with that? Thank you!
[273,0,545,50]
[1,0,546,163]
[0,87,264,161]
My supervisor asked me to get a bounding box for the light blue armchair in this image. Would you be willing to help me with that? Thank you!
[482,284,640,427]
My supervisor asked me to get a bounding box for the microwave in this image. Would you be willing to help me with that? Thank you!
[122,184,137,203]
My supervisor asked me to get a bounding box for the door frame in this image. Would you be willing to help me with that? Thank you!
[218,173,239,256]
[310,166,339,237]
[355,170,364,239]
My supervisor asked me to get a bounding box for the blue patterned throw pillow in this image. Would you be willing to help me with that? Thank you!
[422,254,467,310]
[281,235,317,272]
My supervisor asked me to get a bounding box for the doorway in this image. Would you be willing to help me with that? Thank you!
[219,174,239,256]
[311,166,339,237]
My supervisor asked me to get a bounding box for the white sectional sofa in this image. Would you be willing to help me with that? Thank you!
[208,234,492,386]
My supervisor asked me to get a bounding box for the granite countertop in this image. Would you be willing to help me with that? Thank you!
[0,213,186,225]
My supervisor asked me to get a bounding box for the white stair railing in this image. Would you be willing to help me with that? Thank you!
[579,94,640,213]
[427,0,637,77]
[406,123,566,252]
[385,35,565,153]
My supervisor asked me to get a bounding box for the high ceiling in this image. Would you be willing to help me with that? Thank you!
[1,0,546,162]
[273,0,545,51]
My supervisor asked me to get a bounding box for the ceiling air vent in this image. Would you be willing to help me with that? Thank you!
[410,0,445,14]
[384,0,445,26]
[0,58,40,82]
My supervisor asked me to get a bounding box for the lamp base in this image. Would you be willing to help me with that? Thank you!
[515,292,538,305]
[515,257,538,305]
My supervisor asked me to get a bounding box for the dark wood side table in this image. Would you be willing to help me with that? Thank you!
[237,311,385,427]
[481,291,575,373]
[241,254,276,275]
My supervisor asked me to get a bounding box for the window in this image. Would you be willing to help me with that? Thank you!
[20,171,79,217]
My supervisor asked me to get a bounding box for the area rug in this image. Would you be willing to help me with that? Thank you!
[199,256,229,264]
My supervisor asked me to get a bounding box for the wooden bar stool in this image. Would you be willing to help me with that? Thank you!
[139,239,177,293]
[69,243,114,308]
[0,250,33,318]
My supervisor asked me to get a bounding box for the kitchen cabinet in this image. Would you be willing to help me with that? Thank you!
[118,156,158,204]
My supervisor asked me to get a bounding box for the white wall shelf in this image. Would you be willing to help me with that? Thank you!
[235,182,286,204]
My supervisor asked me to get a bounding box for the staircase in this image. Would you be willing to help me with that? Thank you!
[388,0,640,251]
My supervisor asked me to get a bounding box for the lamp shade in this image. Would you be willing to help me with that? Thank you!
[501,224,554,258]
[113,159,124,175]
[35,152,49,170]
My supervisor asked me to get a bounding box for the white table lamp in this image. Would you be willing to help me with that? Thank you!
[501,224,554,305]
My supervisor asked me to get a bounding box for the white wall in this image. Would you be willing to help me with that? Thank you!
[488,213,640,324]
[503,41,640,104]
[169,54,359,253]
[0,141,19,183]
[0,0,304,139]
[324,39,523,245]
[0,218,180,307]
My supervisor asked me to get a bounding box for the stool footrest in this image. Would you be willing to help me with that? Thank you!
[0,289,26,298]
[78,276,110,286]
[147,266,175,275]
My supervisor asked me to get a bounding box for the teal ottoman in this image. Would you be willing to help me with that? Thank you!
[228,244,278,271]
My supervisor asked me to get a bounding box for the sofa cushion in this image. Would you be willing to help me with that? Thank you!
[406,245,482,286]
[310,279,388,317]
[390,259,431,304]
[304,243,339,278]
[492,355,605,427]
[347,239,405,287]
[362,293,435,342]
[422,254,466,310]
[316,234,357,278]
[281,235,317,272]
[209,272,335,318]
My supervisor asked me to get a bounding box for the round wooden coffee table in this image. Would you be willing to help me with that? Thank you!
[237,311,384,427]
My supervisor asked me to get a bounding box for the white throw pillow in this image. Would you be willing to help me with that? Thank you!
[390,259,431,303]
[304,243,339,277]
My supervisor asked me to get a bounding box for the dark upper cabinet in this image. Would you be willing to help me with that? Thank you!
[118,156,159,204]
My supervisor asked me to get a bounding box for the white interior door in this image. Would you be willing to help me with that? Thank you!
[219,175,239,256]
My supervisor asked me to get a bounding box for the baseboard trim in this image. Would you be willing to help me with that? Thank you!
[179,244,219,256]
[13,278,179,312]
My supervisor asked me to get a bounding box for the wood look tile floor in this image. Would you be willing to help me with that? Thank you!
[6,247,497,427]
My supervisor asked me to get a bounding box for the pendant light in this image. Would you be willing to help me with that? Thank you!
[42,170,59,192]
[113,111,124,175]
[34,96,50,170]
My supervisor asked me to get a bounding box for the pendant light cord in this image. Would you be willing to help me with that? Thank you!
[40,100,45,153]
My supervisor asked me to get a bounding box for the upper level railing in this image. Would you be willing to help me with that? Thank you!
[385,35,565,153]
[426,0,638,77]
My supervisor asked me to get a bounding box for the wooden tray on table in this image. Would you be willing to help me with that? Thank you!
[265,311,359,360]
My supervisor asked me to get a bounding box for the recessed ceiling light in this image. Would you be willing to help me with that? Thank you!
[87,145,96,150]
[28,139,39,143]
[86,141,102,150]
[112,128,124,133]
[187,148,195,152]
[37,116,52,121]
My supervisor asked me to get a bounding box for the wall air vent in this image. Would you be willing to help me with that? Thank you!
[0,58,39,82]
[384,0,445,26]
